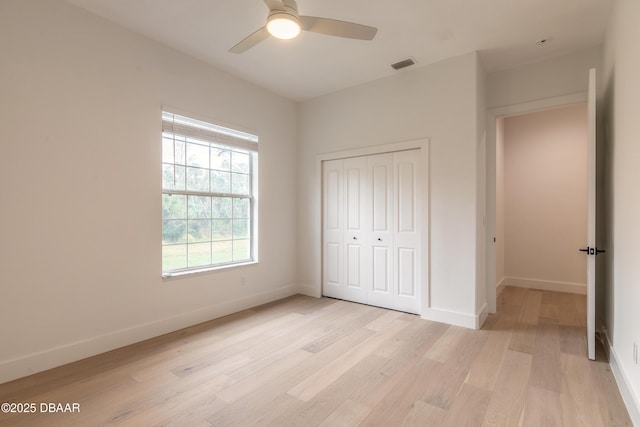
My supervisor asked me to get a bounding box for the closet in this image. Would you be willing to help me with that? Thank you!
[322,149,421,314]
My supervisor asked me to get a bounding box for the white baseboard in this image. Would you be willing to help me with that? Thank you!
[0,284,298,385]
[503,277,587,295]
[600,325,640,426]
[496,277,507,296]
[298,283,321,298]
[477,303,489,329]
[421,306,481,330]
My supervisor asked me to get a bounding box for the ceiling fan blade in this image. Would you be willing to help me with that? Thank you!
[264,0,286,11]
[300,16,377,40]
[229,26,270,54]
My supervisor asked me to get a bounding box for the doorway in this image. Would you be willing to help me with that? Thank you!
[485,92,589,315]
[496,104,588,296]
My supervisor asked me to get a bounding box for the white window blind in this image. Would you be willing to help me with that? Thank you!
[162,111,258,153]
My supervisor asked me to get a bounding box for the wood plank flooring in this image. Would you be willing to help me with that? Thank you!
[0,287,633,426]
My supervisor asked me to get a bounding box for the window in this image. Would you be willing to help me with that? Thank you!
[161,111,258,276]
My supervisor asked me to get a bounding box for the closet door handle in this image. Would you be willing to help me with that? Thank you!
[353,237,357,240]
[377,238,382,241]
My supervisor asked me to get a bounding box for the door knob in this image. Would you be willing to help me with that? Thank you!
[353,237,357,240]
[377,238,382,241]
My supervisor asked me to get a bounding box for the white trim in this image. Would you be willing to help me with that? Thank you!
[489,92,589,118]
[477,303,489,329]
[316,139,428,162]
[314,138,430,315]
[485,92,589,316]
[503,277,587,295]
[0,284,297,384]
[496,277,507,296]
[161,105,259,145]
[298,283,321,298]
[421,307,480,330]
[162,261,258,279]
[600,326,640,426]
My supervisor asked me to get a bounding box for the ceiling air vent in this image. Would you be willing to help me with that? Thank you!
[390,57,416,70]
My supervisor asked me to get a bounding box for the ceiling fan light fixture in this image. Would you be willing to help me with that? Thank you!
[229,0,378,54]
[267,13,301,39]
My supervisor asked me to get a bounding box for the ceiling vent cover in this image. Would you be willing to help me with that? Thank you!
[391,57,416,70]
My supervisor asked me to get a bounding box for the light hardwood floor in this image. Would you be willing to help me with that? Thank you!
[0,287,633,426]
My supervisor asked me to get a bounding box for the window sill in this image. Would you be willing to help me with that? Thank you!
[162,261,258,280]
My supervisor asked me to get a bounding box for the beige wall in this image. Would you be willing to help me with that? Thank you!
[603,0,640,420]
[503,105,588,287]
[0,0,298,383]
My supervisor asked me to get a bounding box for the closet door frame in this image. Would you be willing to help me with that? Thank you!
[315,139,430,315]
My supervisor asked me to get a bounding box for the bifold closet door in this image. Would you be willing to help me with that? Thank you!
[322,149,421,314]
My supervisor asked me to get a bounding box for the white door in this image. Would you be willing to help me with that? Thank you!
[586,68,597,360]
[323,157,369,304]
[322,159,346,301]
[367,153,395,310]
[393,150,421,314]
[343,156,369,304]
[367,150,421,314]
[322,150,421,314]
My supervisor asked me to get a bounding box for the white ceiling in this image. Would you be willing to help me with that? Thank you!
[65,0,612,101]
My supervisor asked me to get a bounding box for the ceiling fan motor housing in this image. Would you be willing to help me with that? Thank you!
[281,0,299,14]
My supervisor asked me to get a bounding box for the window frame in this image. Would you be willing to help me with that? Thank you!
[161,110,258,277]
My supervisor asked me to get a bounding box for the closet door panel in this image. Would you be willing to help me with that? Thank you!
[342,157,368,302]
[367,153,395,309]
[371,164,390,232]
[326,243,341,286]
[397,161,416,233]
[346,167,362,231]
[394,150,421,314]
[372,246,390,292]
[326,169,341,230]
[347,244,362,287]
[397,247,416,297]
[322,159,344,298]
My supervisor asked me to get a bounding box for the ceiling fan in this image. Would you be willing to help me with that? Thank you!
[229,0,378,54]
